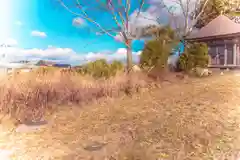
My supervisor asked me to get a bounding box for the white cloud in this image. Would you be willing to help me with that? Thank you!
[31,30,47,38]
[114,33,124,42]
[0,46,80,64]
[15,21,23,26]
[129,10,159,28]
[83,48,141,63]
[0,46,141,66]
[114,9,161,42]
[72,17,85,27]
[146,0,199,32]
[136,51,142,55]
[2,38,18,46]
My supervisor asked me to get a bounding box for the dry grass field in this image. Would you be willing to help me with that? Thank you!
[0,70,239,159]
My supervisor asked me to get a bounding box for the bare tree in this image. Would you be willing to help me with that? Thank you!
[194,0,240,28]
[151,0,210,41]
[57,0,160,72]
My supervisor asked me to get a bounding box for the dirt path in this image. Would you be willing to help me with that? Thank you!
[1,73,240,159]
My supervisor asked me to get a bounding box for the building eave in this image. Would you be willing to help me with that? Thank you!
[186,32,240,42]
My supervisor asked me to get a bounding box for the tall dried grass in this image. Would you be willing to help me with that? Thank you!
[0,69,158,123]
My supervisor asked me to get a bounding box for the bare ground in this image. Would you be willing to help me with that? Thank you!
[1,72,240,159]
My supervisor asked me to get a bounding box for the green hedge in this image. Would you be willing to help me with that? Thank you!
[140,40,172,70]
[179,42,209,72]
[78,59,124,78]
[139,26,178,70]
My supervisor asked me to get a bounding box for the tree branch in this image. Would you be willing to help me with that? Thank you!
[59,0,116,39]
[159,0,210,38]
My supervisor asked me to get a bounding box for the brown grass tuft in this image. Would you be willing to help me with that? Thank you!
[0,70,158,123]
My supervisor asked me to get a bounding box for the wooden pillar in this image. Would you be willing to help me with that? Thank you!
[224,43,227,66]
[233,43,237,65]
[237,44,240,65]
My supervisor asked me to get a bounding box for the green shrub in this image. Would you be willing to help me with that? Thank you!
[179,42,209,72]
[36,66,58,74]
[110,60,124,73]
[81,59,124,78]
[83,59,110,78]
[140,26,178,70]
[178,52,195,71]
[140,39,176,70]
[74,66,85,74]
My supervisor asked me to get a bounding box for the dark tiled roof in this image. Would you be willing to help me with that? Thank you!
[188,15,240,39]
[53,64,71,68]
[36,60,55,66]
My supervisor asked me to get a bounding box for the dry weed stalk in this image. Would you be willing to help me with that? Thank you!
[0,70,158,123]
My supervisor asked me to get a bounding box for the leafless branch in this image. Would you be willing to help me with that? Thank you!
[59,0,147,48]
[58,0,161,70]
[59,0,116,39]
[157,0,210,39]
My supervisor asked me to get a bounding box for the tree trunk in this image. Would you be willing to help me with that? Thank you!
[126,39,133,73]
[124,39,133,95]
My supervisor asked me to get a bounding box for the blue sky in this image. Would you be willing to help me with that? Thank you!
[11,0,130,52]
[0,0,183,65]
